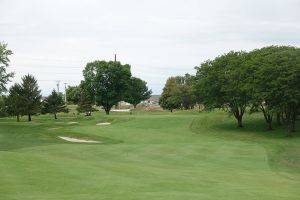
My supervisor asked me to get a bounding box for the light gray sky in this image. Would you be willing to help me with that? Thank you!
[1,0,300,95]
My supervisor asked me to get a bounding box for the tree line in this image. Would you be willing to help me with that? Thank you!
[0,42,152,120]
[159,46,300,136]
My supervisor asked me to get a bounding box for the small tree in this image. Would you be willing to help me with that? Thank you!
[21,74,42,121]
[175,74,196,110]
[0,42,14,94]
[43,90,69,119]
[76,88,94,115]
[159,77,182,112]
[66,85,81,104]
[6,84,23,121]
[125,77,152,108]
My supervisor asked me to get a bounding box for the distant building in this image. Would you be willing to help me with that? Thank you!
[143,95,160,105]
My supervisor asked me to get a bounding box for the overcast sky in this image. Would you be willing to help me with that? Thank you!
[1,0,300,95]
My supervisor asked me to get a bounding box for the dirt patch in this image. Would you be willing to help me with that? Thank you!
[58,136,100,143]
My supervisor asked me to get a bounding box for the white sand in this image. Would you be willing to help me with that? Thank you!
[96,122,111,126]
[59,136,100,143]
[111,109,131,112]
[48,127,60,130]
[67,122,78,124]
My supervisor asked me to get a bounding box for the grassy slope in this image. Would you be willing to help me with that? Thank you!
[0,110,299,200]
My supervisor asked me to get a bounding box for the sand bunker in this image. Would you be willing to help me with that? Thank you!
[59,136,100,143]
[96,122,111,126]
[111,109,130,112]
[67,122,78,124]
[48,127,60,130]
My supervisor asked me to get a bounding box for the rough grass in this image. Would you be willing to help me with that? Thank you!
[0,110,299,200]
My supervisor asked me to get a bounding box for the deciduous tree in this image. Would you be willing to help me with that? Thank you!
[195,51,250,127]
[83,60,131,115]
[159,77,182,112]
[125,77,152,108]
[0,42,14,94]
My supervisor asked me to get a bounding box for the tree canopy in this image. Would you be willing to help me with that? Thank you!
[192,46,300,135]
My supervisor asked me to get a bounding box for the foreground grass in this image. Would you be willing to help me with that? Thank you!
[0,110,299,200]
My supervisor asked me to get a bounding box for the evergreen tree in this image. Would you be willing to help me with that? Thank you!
[43,90,69,119]
[6,84,23,121]
[21,74,42,121]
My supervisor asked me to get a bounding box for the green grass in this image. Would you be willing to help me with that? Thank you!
[0,110,300,200]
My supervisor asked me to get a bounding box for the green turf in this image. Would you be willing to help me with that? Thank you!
[0,110,300,200]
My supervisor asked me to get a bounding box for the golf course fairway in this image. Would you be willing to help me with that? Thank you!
[0,110,299,200]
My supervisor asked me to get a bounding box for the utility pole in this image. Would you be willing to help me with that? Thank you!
[64,83,67,104]
[114,53,119,109]
[56,81,60,93]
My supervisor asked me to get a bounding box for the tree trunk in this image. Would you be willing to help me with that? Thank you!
[54,113,57,119]
[232,106,245,128]
[286,111,293,137]
[291,111,297,132]
[105,108,110,115]
[267,119,273,130]
[237,117,243,128]
[276,113,282,126]
[28,114,31,122]
[265,115,273,130]
[133,104,137,108]
[17,114,20,122]
[260,104,273,130]
[170,109,173,113]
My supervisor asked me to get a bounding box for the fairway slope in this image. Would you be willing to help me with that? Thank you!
[0,111,300,200]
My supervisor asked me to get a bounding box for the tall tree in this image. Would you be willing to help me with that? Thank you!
[0,42,14,94]
[246,46,288,130]
[125,77,152,108]
[159,77,182,112]
[6,84,23,121]
[83,60,132,115]
[21,74,42,121]
[195,51,250,127]
[272,47,300,136]
[43,90,69,119]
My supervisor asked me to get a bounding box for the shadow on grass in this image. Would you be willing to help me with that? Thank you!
[190,113,300,142]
